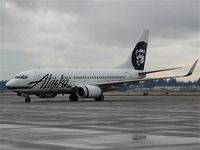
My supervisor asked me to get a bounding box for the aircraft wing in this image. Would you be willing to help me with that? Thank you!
[138,67,182,75]
[96,60,198,91]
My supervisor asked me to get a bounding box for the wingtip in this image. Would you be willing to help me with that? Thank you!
[185,60,198,77]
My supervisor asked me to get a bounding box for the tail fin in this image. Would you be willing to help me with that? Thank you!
[118,30,149,70]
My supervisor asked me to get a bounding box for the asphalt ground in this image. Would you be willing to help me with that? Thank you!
[0,94,200,150]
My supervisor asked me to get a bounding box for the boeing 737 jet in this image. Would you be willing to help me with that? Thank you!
[6,30,198,102]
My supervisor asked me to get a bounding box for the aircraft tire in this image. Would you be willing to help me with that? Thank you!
[95,95,104,101]
[69,94,78,101]
[25,97,31,103]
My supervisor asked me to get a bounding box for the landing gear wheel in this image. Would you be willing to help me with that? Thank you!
[95,95,104,101]
[69,94,78,101]
[25,97,31,103]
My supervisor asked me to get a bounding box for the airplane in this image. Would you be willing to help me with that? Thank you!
[6,30,198,103]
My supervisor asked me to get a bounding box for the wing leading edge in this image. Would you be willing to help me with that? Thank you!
[138,67,182,75]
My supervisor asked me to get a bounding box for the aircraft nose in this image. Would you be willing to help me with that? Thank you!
[6,80,15,89]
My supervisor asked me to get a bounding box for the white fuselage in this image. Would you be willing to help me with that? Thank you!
[7,68,142,94]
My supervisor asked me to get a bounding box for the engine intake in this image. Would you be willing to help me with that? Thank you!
[76,85,102,98]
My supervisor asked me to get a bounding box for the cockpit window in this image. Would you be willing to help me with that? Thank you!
[15,74,28,79]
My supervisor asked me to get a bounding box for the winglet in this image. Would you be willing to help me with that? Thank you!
[184,60,198,77]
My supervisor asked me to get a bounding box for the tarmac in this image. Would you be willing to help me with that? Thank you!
[0,94,200,150]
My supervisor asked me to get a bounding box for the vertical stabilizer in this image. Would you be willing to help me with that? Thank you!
[118,30,149,70]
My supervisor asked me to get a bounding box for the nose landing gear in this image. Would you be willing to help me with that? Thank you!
[18,93,31,103]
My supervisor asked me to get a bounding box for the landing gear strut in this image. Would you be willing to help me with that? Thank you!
[25,97,31,103]
[95,95,104,101]
[69,94,78,101]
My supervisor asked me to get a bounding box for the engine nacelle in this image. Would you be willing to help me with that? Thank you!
[76,85,102,98]
[36,94,57,98]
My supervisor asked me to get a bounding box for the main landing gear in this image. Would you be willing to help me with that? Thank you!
[25,97,31,103]
[69,94,104,101]
[95,95,104,101]
[69,94,79,101]
[18,93,31,103]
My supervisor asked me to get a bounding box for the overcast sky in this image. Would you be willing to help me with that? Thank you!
[0,0,199,81]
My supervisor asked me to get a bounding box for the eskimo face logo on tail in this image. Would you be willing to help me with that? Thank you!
[131,41,147,70]
[136,49,145,66]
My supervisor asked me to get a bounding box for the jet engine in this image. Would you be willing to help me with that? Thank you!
[76,85,102,98]
[36,94,57,98]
